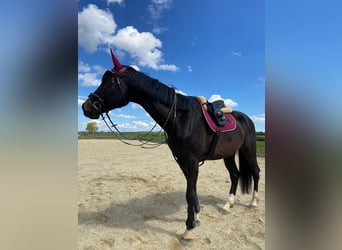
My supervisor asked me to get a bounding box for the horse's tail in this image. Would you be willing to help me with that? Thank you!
[239,150,253,194]
[237,112,257,194]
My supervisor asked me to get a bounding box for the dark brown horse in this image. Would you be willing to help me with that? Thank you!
[82,49,260,238]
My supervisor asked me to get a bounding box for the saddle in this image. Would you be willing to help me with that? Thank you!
[198,96,232,127]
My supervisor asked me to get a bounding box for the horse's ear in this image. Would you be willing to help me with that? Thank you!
[110,48,123,70]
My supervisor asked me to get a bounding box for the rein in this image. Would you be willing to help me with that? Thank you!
[101,112,166,148]
[95,80,177,148]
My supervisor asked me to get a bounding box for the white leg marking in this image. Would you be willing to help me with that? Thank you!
[182,229,194,240]
[195,212,200,222]
[249,191,258,208]
[222,194,235,212]
[180,229,195,247]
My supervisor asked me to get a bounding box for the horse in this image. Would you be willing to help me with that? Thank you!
[82,49,260,238]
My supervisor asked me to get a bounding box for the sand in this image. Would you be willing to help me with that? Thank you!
[78,139,265,249]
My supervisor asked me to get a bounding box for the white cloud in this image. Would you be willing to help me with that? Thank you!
[251,114,265,124]
[117,120,150,130]
[130,65,140,71]
[148,0,173,20]
[157,64,179,71]
[78,96,86,106]
[132,103,143,109]
[175,89,187,96]
[106,0,124,5]
[152,25,168,34]
[208,94,238,107]
[110,26,178,71]
[208,94,222,102]
[133,121,150,127]
[187,66,192,72]
[78,61,90,72]
[78,72,100,87]
[83,117,152,132]
[231,51,242,57]
[224,99,238,108]
[78,4,117,52]
[78,61,105,87]
[93,65,106,73]
[115,114,137,119]
[78,5,178,71]
[110,26,161,52]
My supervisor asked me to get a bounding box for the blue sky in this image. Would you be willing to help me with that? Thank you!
[78,0,265,132]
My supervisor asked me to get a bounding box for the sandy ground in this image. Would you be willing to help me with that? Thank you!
[78,140,265,250]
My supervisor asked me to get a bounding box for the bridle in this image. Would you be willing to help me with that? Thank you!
[88,92,105,114]
[87,68,177,148]
[88,69,128,115]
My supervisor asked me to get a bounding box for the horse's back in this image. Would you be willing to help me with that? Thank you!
[231,111,256,133]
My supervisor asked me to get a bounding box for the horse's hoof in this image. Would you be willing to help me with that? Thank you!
[220,208,230,215]
[179,237,194,247]
[180,229,195,246]
[221,203,232,214]
[249,204,258,209]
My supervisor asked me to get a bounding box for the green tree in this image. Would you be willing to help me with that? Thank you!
[86,121,98,133]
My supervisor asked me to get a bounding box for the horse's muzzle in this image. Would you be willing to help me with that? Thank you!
[82,101,100,119]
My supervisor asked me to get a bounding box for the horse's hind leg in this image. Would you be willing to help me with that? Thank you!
[222,154,239,212]
[249,157,260,208]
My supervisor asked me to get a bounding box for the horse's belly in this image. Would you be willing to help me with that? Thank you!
[211,138,240,159]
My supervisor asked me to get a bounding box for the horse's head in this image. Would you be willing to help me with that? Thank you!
[82,49,129,119]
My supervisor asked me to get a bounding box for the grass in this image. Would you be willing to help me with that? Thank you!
[78,132,265,157]
[256,140,265,157]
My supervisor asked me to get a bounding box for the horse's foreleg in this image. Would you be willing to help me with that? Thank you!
[178,158,200,229]
[185,161,200,230]
[182,182,199,241]
[185,166,199,230]
[185,189,196,229]
[194,184,200,223]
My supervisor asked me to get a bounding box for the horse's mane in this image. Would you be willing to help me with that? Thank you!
[126,67,197,110]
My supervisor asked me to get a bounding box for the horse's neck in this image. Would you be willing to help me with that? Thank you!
[127,84,174,132]
[142,100,172,130]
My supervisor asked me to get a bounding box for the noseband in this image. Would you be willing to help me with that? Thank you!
[88,69,128,115]
[88,92,105,114]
